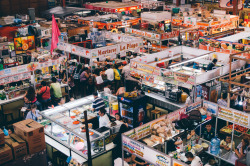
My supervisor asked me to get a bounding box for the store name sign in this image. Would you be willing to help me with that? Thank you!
[125,28,161,40]
[161,31,179,40]
[97,47,117,56]
[122,136,171,166]
[120,42,139,51]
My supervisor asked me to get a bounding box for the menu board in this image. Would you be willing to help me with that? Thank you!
[122,135,171,166]
[218,106,249,127]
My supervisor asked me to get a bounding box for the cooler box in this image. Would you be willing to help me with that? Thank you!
[0,144,13,165]
[13,119,46,154]
[5,134,27,160]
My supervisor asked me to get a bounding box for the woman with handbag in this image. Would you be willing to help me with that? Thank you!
[37,81,51,110]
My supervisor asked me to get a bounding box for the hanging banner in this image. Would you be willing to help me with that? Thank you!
[125,28,161,40]
[186,101,202,112]
[122,135,171,166]
[219,0,243,10]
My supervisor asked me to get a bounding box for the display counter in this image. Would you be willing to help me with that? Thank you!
[40,95,120,165]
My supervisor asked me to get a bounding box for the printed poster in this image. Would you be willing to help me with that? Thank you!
[122,136,171,166]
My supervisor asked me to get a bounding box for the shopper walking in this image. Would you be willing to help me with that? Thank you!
[37,81,51,110]
[67,76,76,98]
[73,64,82,98]
[95,69,104,91]
[80,67,89,97]
[105,64,114,85]
[68,62,76,77]
[50,77,62,106]
[114,64,121,92]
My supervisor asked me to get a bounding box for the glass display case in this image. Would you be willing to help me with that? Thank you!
[99,92,118,118]
[39,96,105,159]
[142,79,166,97]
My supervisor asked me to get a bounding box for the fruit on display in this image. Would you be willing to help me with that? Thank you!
[228,124,248,133]
[221,127,232,134]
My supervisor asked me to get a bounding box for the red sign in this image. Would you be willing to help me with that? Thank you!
[161,31,179,40]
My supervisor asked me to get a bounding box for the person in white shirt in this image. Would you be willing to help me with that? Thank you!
[104,82,112,94]
[98,107,110,128]
[185,152,203,166]
[105,64,114,82]
[114,152,134,166]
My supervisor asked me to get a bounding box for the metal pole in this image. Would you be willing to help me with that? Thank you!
[122,135,124,166]
[231,123,235,151]
[84,110,92,166]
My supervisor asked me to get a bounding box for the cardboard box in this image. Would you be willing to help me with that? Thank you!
[0,129,4,146]
[0,144,13,165]
[5,134,27,160]
[13,119,46,154]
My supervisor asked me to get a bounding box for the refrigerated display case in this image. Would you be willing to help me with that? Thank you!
[118,94,147,128]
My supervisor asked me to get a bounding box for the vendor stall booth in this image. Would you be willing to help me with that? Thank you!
[56,31,143,66]
[122,99,250,166]
[84,1,142,15]
[78,14,141,30]
[39,92,121,165]
[130,46,245,111]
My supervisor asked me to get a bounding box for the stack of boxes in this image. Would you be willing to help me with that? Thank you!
[0,120,46,165]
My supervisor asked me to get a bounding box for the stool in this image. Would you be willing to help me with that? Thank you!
[4,112,14,125]
[151,110,161,120]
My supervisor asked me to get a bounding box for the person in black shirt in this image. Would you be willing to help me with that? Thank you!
[201,123,215,141]
[206,59,217,71]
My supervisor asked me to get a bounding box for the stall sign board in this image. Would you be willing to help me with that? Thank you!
[173,72,195,85]
[186,101,202,112]
[130,61,156,74]
[172,158,188,166]
[122,135,171,166]
[167,107,186,122]
[161,31,180,40]
[203,100,218,115]
[233,109,249,127]
[217,106,249,127]
[135,123,151,140]
[125,28,161,40]
[219,0,243,10]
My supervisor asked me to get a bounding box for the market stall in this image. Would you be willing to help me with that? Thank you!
[130,46,245,111]
[78,14,141,30]
[57,31,143,66]
[122,99,250,166]
[84,1,142,15]
[39,93,121,165]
